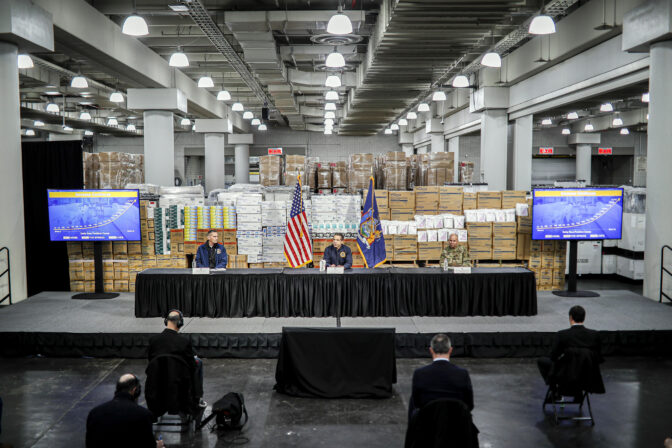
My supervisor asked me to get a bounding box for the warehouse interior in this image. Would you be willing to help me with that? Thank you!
[1,0,672,447]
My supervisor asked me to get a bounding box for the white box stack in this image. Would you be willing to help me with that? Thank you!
[236,194,264,260]
[310,195,361,237]
[616,256,645,280]
[618,213,646,252]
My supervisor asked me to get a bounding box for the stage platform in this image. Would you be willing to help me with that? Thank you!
[1,289,671,358]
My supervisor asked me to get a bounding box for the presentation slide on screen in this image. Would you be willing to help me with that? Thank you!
[532,188,623,241]
[47,190,141,241]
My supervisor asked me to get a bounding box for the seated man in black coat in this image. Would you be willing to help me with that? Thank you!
[148,310,205,406]
[537,305,603,385]
[408,334,474,423]
[86,374,163,448]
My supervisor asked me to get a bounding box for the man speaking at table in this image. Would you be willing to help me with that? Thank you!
[195,229,228,268]
[440,233,470,267]
[323,233,352,269]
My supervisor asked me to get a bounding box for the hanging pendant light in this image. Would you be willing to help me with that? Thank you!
[243,111,253,119]
[324,118,335,126]
[398,118,408,126]
[325,91,339,100]
[390,123,399,131]
[417,103,430,112]
[325,75,341,88]
[71,76,88,88]
[46,103,59,113]
[324,128,333,135]
[34,120,45,127]
[641,92,650,103]
[258,124,267,131]
[63,126,74,132]
[85,130,94,136]
[481,52,502,68]
[217,90,231,101]
[180,117,191,126]
[251,118,261,126]
[169,48,189,67]
[80,111,92,120]
[407,111,418,120]
[327,5,353,35]
[620,128,630,135]
[127,124,136,131]
[432,91,447,101]
[198,76,214,88]
[384,128,393,135]
[562,128,570,135]
[529,15,556,35]
[109,91,124,102]
[232,102,244,111]
[325,51,346,68]
[612,115,623,126]
[567,111,579,120]
[107,117,118,126]
[600,103,613,112]
[122,15,149,36]
[452,75,469,88]
[25,129,36,136]
[584,122,594,131]
[18,54,34,69]
[325,111,336,119]
[324,102,337,111]
[541,118,552,125]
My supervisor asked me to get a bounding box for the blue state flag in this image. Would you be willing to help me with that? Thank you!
[357,177,387,268]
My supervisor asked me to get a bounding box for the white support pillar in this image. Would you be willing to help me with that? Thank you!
[401,144,414,157]
[575,144,592,184]
[143,110,175,186]
[234,145,250,183]
[204,133,226,193]
[480,109,508,190]
[512,115,533,191]
[0,42,27,303]
[448,137,460,183]
[430,134,445,153]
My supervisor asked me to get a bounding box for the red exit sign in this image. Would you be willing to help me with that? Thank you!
[268,147,283,155]
[598,147,613,155]
[539,147,554,154]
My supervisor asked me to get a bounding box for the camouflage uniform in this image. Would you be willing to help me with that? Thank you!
[439,244,471,267]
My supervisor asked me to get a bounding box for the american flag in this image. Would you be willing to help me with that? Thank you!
[284,175,313,268]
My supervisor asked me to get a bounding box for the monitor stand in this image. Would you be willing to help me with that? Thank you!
[552,240,599,298]
[72,241,119,300]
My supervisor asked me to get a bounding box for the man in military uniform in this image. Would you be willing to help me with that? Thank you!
[440,233,470,267]
[323,233,353,269]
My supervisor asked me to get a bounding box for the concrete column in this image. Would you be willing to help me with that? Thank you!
[480,109,508,190]
[512,115,533,191]
[234,144,250,183]
[448,137,460,183]
[576,144,592,184]
[143,110,174,186]
[644,40,672,300]
[401,144,414,157]
[0,42,27,303]
[204,133,226,193]
[430,134,445,153]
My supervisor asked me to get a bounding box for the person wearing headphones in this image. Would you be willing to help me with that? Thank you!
[86,373,164,448]
[148,310,205,407]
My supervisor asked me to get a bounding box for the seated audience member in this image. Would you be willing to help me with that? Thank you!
[408,334,474,422]
[148,310,205,406]
[86,374,163,448]
[537,305,603,385]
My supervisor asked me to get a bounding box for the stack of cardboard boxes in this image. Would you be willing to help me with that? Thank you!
[528,240,567,290]
[466,222,492,260]
[284,155,305,186]
[260,155,282,186]
[382,152,407,190]
[348,153,375,192]
[82,152,144,189]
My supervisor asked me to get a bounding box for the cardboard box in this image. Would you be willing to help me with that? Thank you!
[439,186,463,211]
[68,261,84,281]
[143,256,157,269]
[501,190,527,209]
[70,281,84,292]
[127,242,142,256]
[540,268,553,285]
[112,241,128,257]
[541,241,555,253]
[391,208,415,221]
[477,191,502,209]
[469,248,493,260]
[249,263,265,269]
[184,241,200,255]
[528,257,542,270]
[393,249,417,261]
[516,234,531,260]
[84,281,95,293]
[493,222,517,238]
[219,229,237,243]
[114,280,129,292]
[378,208,390,220]
[517,215,532,234]
[466,222,493,238]
[393,235,417,248]
[312,239,332,253]
[418,242,443,260]
[223,242,237,255]
[66,242,83,259]
[103,279,115,293]
[469,236,493,249]
[463,193,477,210]
[82,243,94,259]
[541,252,555,268]
[493,248,517,260]
[365,189,389,209]
[101,242,113,259]
[388,191,415,209]
[142,243,155,256]
[493,237,516,249]
[414,186,440,210]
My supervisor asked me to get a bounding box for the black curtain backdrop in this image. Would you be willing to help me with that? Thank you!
[21,141,83,296]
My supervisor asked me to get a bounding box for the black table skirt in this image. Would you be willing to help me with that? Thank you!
[135,267,537,318]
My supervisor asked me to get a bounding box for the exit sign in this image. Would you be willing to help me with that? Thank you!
[598,147,613,155]
[268,147,283,155]
[539,147,554,154]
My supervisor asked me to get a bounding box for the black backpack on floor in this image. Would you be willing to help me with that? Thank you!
[198,392,248,431]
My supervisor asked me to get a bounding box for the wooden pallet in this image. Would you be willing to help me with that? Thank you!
[384,260,419,267]
[474,259,529,268]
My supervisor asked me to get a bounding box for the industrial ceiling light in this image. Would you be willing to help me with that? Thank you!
[109,91,124,102]
[398,118,408,126]
[584,122,594,131]
[541,118,552,125]
[325,102,337,111]
[324,118,334,126]
[390,123,399,131]
[612,115,623,126]
[407,111,418,120]
[180,117,191,126]
[481,52,502,68]
[18,54,34,69]
[251,118,261,126]
[258,124,267,131]
[122,15,149,36]
[107,117,118,126]
[325,91,339,101]
[325,75,341,88]
[84,130,94,136]
[169,49,189,67]
[46,103,59,113]
[384,128,392,135]
[168,4,189,12]
[452,75,469,88]
[600,103,613,112]
[562,128,570,135]
[620,128,630,135]
[324,111,336,119]
[192,124,196,131]
[243,111,253,119]
[567,111,579,120]
[417,103,430,112]
[80,111,92,120]
[127,124,136,131]
[529,15,556,35]
[432,91,447,101]
[232,102,244,111]
[217,90,231,101]
[327,5,353,35]
[71,76,88,88]
[325,51,346,68]
[25,129,35,136]
[325,123,334,130]
[641,92,649,103]
[324,128,333,135]
[34,120,44,127]
[63,126,74,132]
[198,76,214,88]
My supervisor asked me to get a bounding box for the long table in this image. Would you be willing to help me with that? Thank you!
[135,267,537,318]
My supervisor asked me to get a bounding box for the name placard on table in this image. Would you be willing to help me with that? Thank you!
[192,268,210,275]
[327,266,345,274]
[448,267,472,274]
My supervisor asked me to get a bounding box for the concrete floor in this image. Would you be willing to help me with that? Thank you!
[1,356,671,448]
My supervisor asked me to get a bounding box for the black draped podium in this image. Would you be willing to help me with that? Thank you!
[135,267,537,318]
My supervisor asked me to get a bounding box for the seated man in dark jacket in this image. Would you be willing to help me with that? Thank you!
[322,233,353,269]
[195,229,228,268]
[408,334,474,423]
[86,374,163,448]
[538,305,603,385]
[148,310,205,407]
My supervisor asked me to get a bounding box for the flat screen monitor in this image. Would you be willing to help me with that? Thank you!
[532,188,623,241]
[47,189,141,241]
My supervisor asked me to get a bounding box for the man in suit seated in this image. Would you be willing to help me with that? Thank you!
[537,305,603,386]
[86,374,164,448]
[408,334,474,422]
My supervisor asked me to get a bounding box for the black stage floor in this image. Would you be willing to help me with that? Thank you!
[2,287,671,358]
